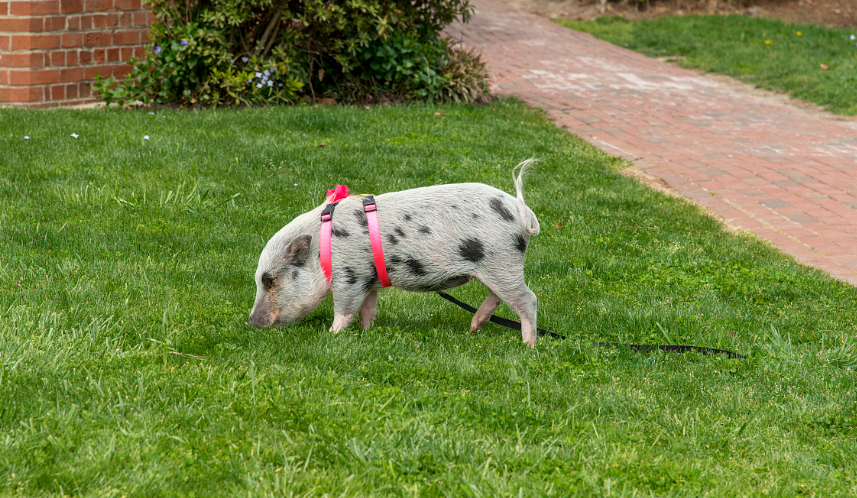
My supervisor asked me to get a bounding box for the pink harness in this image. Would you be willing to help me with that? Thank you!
[320,185,391,288]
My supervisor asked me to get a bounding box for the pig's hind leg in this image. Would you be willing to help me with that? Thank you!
[470,290,502,333]
[477,272,538,348]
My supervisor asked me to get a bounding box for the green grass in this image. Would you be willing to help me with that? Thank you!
[1,100,856,496]
[557,15,857,115]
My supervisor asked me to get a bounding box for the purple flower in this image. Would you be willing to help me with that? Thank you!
[154,45,162,53]
[180,40,188,46]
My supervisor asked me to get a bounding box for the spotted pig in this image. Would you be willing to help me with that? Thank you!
[248,159,542,347]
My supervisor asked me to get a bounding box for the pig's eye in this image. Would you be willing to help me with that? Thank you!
[261,272,276,290]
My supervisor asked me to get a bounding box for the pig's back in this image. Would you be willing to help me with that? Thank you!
[366,183,533,291]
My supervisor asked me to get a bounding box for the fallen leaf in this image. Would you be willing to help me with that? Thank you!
[316,142,326,147]
[433,112,446,117]
[316,97,337,106]
[820,63,829,70]
[555,222,562,230]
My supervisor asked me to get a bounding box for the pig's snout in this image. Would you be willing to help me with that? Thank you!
[248,306,279,328]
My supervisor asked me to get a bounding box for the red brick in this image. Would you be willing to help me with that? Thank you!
[50,51,65,65]
[79,14,91,29]
[0,35,9,50]
[0,71,8,84]
[62,32,82,48]
[83,32,109,47]
[92,48,105,63]
[106,47,119,61]
[0,86,43,102]
[119,12,131,26]
[112,30,139,45]
[141,30,149,43]
[46,16,66,30]
[11,34,60,50]
[120,46,133,60]
[84,0,111,11]
[78,50,91,63]
[92,13,106,28]
[9,68,61,85]
[0,2,7,14]
[65,82,78,98]
[1,17,45,32]
[133,46,144,58]
[10,0,59,15]
[49,84,65,100]
[60,66,83,82]
[60,0,81,13]
[84,64,102,79]
[80,81,91,97]
[66,15,80,30]
[113,0,138,9]
[107,13,119,27]
[134,12,158,26]
[66,50,78,65]
[0,51,44,68]
[113,63,132,78]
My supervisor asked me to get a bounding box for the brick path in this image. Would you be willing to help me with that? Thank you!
[446,0,857,285]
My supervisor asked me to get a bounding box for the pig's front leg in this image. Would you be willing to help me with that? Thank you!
[359,290,379,330]
[329,290,368,333]
[330,312,355,333]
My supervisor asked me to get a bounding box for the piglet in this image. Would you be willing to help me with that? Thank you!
[248,160,542,346]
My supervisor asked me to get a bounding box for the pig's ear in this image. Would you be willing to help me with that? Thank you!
[287,235,312,267]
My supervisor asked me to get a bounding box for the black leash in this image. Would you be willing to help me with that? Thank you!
[436,292,746,359]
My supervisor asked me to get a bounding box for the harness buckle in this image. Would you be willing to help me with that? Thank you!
[321,202,338,222]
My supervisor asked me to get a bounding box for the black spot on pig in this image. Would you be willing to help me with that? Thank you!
[262,272,275,290]
[344,267,358,285]
[404,214,413,222]
[458,238,485,263]
[386,234,399,246]
[292,270,299,280]
[332,227,350,238]
[388,255,403,272]
[405,258,428,277]
[418,225,432,235]
[354,210,368,227]
[490,197,516,222]
[394,227,406,239]
[515,234,528,253]
[451,205,459,210]
[362,267,379,292]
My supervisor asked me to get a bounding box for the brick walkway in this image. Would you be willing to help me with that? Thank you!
[446,0,857,285]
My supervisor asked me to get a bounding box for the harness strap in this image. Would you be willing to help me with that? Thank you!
[363,195,391,287]
[320,202,338,286]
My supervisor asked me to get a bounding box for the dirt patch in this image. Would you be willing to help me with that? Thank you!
[496,0,857,28]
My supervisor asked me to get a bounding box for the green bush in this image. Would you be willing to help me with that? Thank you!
[95,0,488,107]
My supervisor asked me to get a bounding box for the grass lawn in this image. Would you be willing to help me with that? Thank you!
[2,100,857,496]
[557,15,857,115]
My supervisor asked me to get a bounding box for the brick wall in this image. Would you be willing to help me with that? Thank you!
[0,0,155,107]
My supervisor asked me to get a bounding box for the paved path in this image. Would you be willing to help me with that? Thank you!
[446,0,857,285]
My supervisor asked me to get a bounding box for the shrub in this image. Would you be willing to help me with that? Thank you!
[94,0,488,107]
